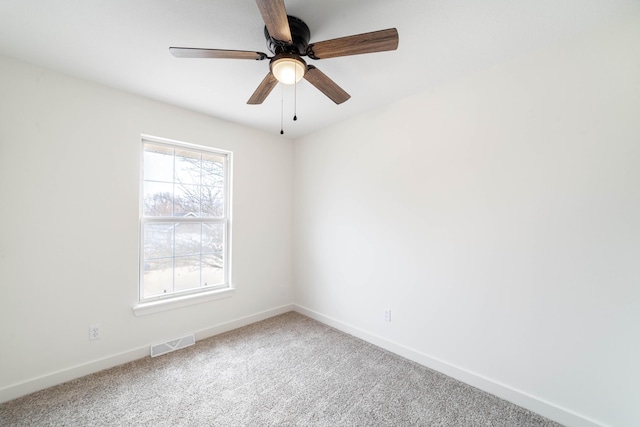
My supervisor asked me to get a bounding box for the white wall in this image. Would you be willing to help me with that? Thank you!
[293,15,640,427]
[0,56,293,401]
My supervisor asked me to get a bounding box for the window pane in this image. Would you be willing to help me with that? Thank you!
[202,254,224,286]
[175,223,201,256]
[174,184,201,217]
[144,181,173,217]
[175,149,201,185]
[201,153,224,187]
[202,223,224,254]
[143,257,173,298]
[201,186,224,217]
[144,223,174,259]
[174,256,200,292]
[144,145,174,182]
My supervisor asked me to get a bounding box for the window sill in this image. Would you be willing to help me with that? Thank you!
[132,287,234,316]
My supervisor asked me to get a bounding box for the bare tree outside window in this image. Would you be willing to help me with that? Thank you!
[141,140,230,301]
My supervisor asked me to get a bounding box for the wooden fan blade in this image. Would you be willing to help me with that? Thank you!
[306,28,399,60]
[170,47,268,60]
[303,65,350,105]
[255,0,292,43]
[247,72,279,104]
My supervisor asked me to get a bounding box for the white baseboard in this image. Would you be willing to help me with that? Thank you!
[0,303,607,427]
[193,304,293,341]
[0,346,150,405]
[293,304,608,427]
[0,304,293,404]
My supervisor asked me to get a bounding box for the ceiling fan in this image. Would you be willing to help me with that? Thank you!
[169,0,399,106]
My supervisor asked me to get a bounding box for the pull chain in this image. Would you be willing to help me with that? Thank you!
[280,84,284,135]
[293,66,298,121]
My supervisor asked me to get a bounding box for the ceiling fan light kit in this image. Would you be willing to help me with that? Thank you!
[270,53,306,85]
[170,0,399,130]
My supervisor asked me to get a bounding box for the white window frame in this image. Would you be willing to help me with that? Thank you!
[133,135,233,316]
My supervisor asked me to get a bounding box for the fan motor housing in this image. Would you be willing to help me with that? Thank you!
[265,15,310,55]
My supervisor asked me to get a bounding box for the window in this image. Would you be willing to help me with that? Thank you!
[139,136,231,304]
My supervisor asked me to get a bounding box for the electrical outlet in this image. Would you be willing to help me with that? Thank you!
[89,324,101,340]
[279,285,287,296]
[383,309,392,322]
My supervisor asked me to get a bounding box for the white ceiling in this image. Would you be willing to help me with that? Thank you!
[1,0,638,139]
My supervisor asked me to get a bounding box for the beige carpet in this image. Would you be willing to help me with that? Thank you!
[0,312,561,426]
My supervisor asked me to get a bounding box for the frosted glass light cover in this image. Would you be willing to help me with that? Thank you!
[271,58,306,84]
